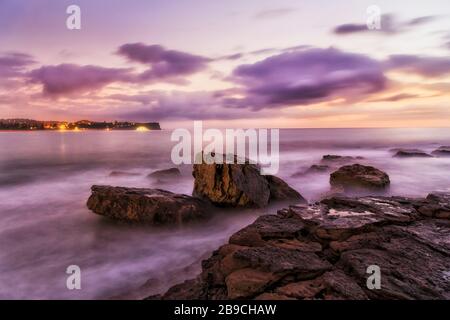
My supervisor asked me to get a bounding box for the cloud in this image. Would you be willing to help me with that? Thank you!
[116,43,210,82]
[254,8,295,20]
[29,64,133,95]
[368,93,419,102]
[106,90,272,121]
[333,14,438,35]
[0,52,35,77]
[385,54,450,77]
[230,47,386,109]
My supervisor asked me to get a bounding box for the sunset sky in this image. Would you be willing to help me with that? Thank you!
[1,0,450,128]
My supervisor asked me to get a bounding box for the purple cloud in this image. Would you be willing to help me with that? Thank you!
[385,54,450,77]
[0,52,35,77]
[29,64,132,95]
[333,14,437,35]
[334,24,369,35]
[231,48,386,109]
[117,43,210,82]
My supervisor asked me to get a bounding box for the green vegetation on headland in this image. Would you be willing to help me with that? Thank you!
[0,119,161,131]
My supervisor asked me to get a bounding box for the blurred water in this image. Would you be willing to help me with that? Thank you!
[0,128,449,299]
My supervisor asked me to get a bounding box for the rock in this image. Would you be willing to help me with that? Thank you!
[254,292,295,300]
[229,215,307,247]
[155,192,450,300]
[109,171,141,177]
[233,246,332,276]
[308,164,330,173]
[431,146,450,157]
[292,165,330,177]
[266,175,307,203]
[225,269,276,299]
[86,185,210,224]
[417,192,450,219]
[192,153,304,208]
[330,164,390,192]
[321,155,364,164]
[148,167,181,179]
[392,149,432,158]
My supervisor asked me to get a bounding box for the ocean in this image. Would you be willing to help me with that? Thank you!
[0,128,449,299]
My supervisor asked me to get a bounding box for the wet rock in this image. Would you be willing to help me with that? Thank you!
[148,168,181,179]
[417,192,450,219]
[266,175,307,203]
[192,154,304,208]
[321,155,364,164]
[392,149,432,158]
[87,185,210,224]
[431,146,450,157]
[292,165,331,177]
[154,192,450,300]
[225,268,277,299]
[330,164,390,192]
[109,171,141,177]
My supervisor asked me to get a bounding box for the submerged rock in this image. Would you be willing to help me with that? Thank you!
[321,155,364,164]
[147,168,181,179]
[431,146,450,157]
[109,171,141,177]
[330,164,390,192]
[292,164,331,177]
[87,185,210,224]
[192,154,305,208]
[157,192,450,300]
[392,149,432,158]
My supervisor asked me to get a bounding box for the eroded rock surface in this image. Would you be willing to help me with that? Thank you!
[330,164,390,192]
[192,154,305,208]
[87,185,210,224]
[157,193,450,300]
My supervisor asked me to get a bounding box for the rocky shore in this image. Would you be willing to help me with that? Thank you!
[155,192,450,300]
[85,151,450,300]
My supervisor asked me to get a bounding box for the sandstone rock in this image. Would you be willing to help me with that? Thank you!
[431,146,450,157]
[225,268,276,299]
[233,247,332,276]
[148,167,181,179]
[330,164,390,192]
[393,149,432,158]
[229,215,307,246]
[266,175,306,203]
[192,154,304,208]
[87,185,210,224]
[155,192,450,300]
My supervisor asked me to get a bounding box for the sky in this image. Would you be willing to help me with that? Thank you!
[1,0,450,128]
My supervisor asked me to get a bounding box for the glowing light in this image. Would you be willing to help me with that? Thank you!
[136,126,150,132]
[58,124,67,131]
[73,127,80,131]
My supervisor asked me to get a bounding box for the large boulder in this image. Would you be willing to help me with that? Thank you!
[87,185,210,224]
[330,164,390,192]
[192,154,305,208]
[157,192,450,300]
